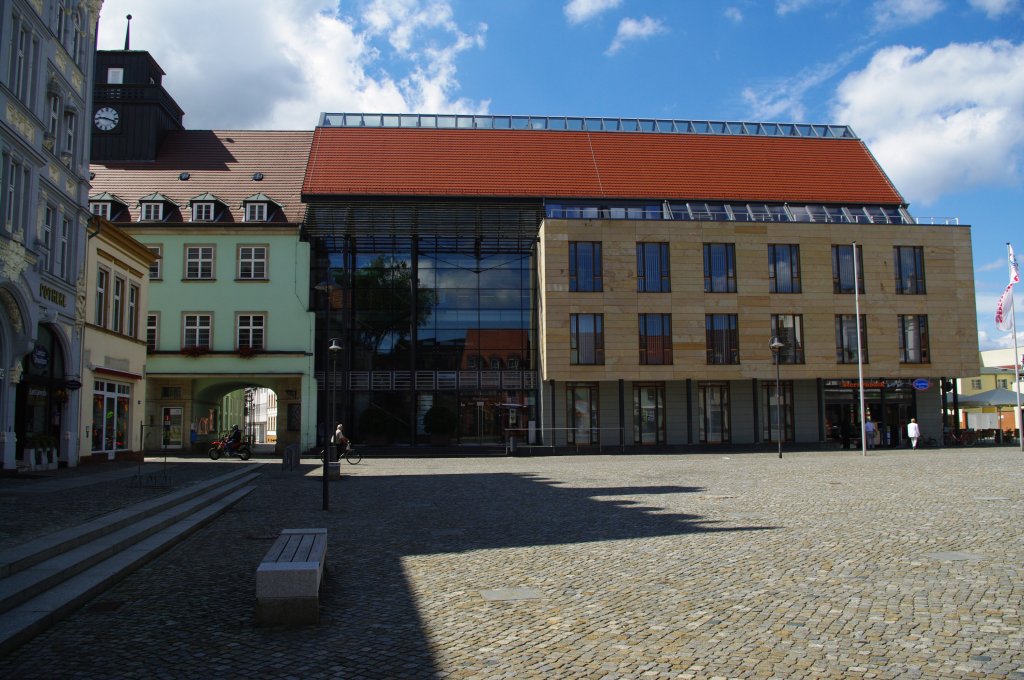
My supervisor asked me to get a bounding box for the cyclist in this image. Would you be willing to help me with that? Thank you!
[330,423,349,461]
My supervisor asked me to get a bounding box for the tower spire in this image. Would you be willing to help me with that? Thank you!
[124,14,132,50]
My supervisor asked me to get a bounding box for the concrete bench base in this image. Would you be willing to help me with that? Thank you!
[255,528,326,627]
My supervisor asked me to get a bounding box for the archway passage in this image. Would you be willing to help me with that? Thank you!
[15,325,68,468]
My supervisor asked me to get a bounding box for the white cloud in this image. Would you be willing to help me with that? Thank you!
[564,0,622,25]
[605,17,667,56]
[776,0,818,14]
[725,7,744,22]
[979,257,1012,273]
[95,0,488,130]
[968,0,1020,18]
[831,40,1024,205]
[741,48,865,121]
[871,0,945,27]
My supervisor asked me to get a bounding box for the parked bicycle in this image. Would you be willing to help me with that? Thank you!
[943,430,977,447]
[320,442,362,465]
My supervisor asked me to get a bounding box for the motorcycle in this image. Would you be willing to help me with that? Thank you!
[208,433,251,460]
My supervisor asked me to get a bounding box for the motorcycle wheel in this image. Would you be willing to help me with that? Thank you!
[239,446,251,461]
[208,446,221,460]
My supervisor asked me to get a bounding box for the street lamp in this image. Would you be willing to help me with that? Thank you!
[769,336,785,459]
[314,272,341,511]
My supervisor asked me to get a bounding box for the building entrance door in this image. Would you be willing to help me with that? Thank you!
[459,394,502,445]
[161,406,183,449]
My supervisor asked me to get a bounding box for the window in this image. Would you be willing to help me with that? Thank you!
[10,23,37,103]
[637,242,670,292]
[183,314,212,349]
[147,246,162,279]
[898,315,930,363]
[111,276,125,333]
[237,314,265,350]
[185,246,214,279]
[998,378,1009,389]
[55,217,69,278]
[835,315,868,363]
[698,382,731,443]
[638,314,672,365]
[768,244,801,293]
[832,244,865,294]
[141,202,163,221]
[770,314,805,364]
[48,94,60,141]
[127,284,139,338]
[95,268,108,327]
[245,202,267,222]
[90,202,110,218]
[894,246,926,294]
[633,384,666,444]
[705,314,739,364]
[63,111,76,162]
[40,206,54,271]
[566,383,599,445]
[3,153,28,232]
[91,381,130,453]
[56,3,67,44]
[569,241,602,292]
[107,67,124,84]
[703,243,736,292]
[762,381,794,443]
[238,246,268,280]
[570,313,604,365]
[146,314,159,352]
[71,11,83,62]
[192,202,214,222]
[970,379,982,390]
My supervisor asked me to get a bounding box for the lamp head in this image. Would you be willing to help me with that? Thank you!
[328,338,343,353]
[769,336,785,352]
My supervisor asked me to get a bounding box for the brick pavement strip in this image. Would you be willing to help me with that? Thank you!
[0,448,1022,679]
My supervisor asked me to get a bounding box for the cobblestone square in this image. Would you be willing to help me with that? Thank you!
[1,447,1022,679]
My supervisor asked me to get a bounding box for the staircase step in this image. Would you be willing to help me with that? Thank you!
[0,465,259,579]
[0,472,259,614]
[0,484,256,656]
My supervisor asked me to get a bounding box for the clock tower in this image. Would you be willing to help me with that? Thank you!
[90,50,185,162]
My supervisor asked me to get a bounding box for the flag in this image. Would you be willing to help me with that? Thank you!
[995,244,1020,331]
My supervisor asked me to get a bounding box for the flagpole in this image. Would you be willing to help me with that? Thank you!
[853,241,867,456]
[1008,243,1023,452]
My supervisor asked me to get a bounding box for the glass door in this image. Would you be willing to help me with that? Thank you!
[161,406,183,449]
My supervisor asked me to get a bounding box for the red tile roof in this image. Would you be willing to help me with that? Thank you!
[90,130,314,223]
[303,127,905,205]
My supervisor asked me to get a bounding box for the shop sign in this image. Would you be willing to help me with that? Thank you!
[31,346,48,369]
[825,379,915,391]
[39,284,66,308]
[912,378,931,391]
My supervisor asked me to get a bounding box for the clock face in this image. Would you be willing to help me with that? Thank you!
[94,107,119,131]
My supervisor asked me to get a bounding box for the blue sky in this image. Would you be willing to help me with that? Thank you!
[95,0,1024,351]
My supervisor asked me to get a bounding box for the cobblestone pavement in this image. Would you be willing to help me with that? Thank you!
[1,447,1022,679]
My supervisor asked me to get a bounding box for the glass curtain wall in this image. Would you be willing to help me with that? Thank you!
[318,233,537,446]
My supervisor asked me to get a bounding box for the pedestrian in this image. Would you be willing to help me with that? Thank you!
[907,418,921,449]
[331,423,349,461]
[864,418,876,449]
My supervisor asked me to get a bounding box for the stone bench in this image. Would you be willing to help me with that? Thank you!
[255,528,327,626]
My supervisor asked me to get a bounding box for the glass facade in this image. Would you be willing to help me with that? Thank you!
[316,231,538,446]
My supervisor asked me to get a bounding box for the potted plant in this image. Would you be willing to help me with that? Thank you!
[423,405,457,445]
[34,434,58,470]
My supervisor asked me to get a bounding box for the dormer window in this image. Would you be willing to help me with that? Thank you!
[89,192,128,221]
[137,192,176,222]
[193,202,214,222]
[188,193,226,222]
[245,202,267,222]
[241,193,281,223]
[141,202,163,221]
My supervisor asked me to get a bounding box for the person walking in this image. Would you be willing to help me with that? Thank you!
[907,418,921,449]
[864,418,876,450]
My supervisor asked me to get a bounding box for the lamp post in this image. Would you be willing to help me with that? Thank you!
[769,336,785,459]
[314,271,341,511]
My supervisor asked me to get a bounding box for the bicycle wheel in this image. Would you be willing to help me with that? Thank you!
[345,446,361,464]
[963,432,977,447]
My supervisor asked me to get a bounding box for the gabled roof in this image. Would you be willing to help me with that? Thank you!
[88,191,128,205]
[188,192,226,205]
[137,192,179,207]
[241,192,283,208]
[303,127,906,205]
[90,130,313,224]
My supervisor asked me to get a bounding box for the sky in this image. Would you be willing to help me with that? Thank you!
[95,0,1024,354]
